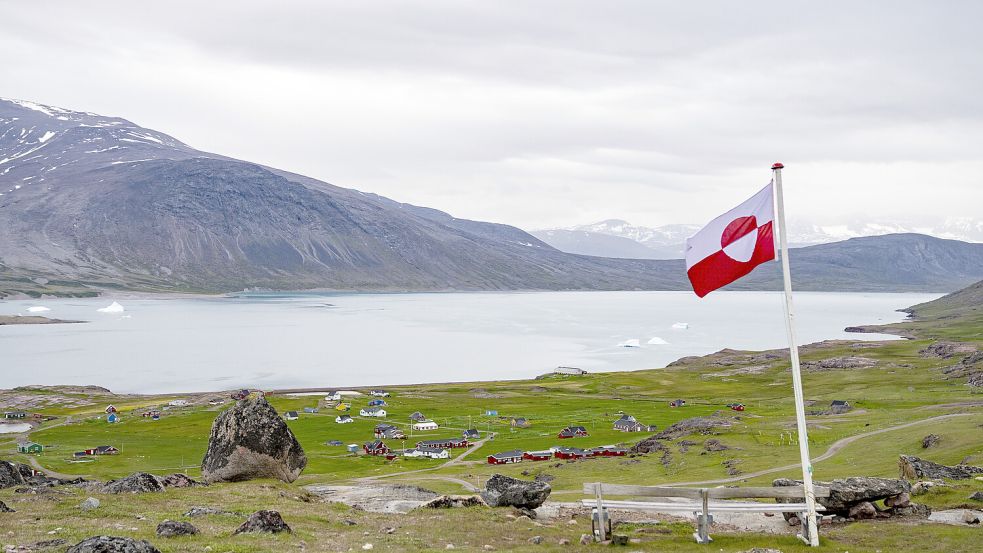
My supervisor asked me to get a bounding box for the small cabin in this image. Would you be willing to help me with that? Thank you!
[325,391,342,401]
[336,415,354,424]
[728,403,746,412]
[412,421,439,431]
[369,390,390,397]
[523,450,552,461]
[303,407,319,414]
[346,444,360,453]
[510,417,529,428]
[4,411,26,419]
[485,410,498,416]
[417,438,469,449]
[463,428,480,440]
[612,414,647,432]
[367,399,387,407]
[107,413,119,423]
[284,411,299,421]
[409,411,427,422]
[829,400,851,414]
[554,447,589,460]
[487,450,523,465]
[669,399,687,408]
[105,405,117,414]
[17,441,43,454]
[554,366,588,375]
[231,389,250,400]
[335,403,351,411]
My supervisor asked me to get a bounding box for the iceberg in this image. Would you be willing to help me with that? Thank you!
[671,322,689,329]
[647,337,669,345]
[617,339,641,348]
[26,306,51,313]
[97,301,125,313]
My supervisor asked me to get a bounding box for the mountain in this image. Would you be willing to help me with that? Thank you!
[2,98,982,297]
[0,98,691,296]
[537,218,983,260]
[529,229,669,259]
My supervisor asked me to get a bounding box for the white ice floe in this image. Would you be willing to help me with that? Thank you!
[671,322,689,329]
[617,339,641,348]
[647,337,669,345]
[96,301,125,313]
[26,306,51,313]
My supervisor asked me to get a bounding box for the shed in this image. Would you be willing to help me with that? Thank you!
[284,411,299,421]
[303,407,319,414]
[347,444,360,453]
[510,417,529,428]
[17,441,43,454]
[669,399,687,407]
[360,407,387,417]
[107,413,119,423]
[557,425,589,439]
[485,410,498,416]
[409,411,427,422]
[336,415,354,424]
[829,400,851,414]
[613,414,646,432]
[412,421,439,431]
[463,428,480,440]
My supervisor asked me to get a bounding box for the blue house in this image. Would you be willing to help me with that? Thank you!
[485,410,498,416]
[368,399,387,407]
[107,413,119,423]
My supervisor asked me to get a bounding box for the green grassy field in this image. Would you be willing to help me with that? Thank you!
[2,285,983,551]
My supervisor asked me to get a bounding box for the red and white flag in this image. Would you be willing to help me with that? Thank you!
[685,182,776,297]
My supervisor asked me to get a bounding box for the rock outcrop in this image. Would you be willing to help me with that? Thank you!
[0,499,14,512]
[160,473,203,488]
[201,396,307,484]
[102,473,165,494]
[67,536,161,553]
[156,520,199,537]
[420,495,487,509]
[899,455,983,480]
[0,461,26,488]
[921,434,942,449]
[480,474,550,509]
[774,477,916,517]
[234,510,292,534]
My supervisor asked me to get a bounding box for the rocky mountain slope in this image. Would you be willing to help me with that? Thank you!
[2,98,982,295]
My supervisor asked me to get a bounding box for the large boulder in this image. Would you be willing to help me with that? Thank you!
[101,472,165,494]
[0,461,27,488]
[899,455,983,480]
[773,477,910,514]
[234,510,292,534]
[480,474,551,509]
[67,536,161,553]
[160,473,203,488]
[201,396,307,483]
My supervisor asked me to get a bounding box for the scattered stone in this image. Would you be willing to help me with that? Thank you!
[919,341,977,358]
[969,491,983,502]
[234,510,291,534]
[156,520,199,537]
[482,545,494,551]
[566,519,578,525]
[899,455,983,480]
[0,500,14,513]
[892,504,932,518]
[183,506,236,517]
[480,474,551,509]
[342,519,358,526]
[445,544,455,549]
[79,497,100,511]
[101,473,164,494]
[7,539,68,551]
[382,527,396,535]
[703,439,730,452]
[362,544,373,550]
[774,476,910,514]
[533,474,554,483]
[580,533,595,545]
[528,536,543,544]
[558,538,571,545]
[911,481,939,495]
[201,396,308,484]
[738,549,784,553]
[848,501,877,520]
[884,492,911,508]
[803,356,876,371]
[921,434,942,449]
[160,474,203,488]
[420,495,487,509]
[66,536,161,553]
[962,511,981,524]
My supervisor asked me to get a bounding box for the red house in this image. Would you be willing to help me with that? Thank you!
[523,450,552,462]
[363,440,391,456]
[554,447,589,460]
[557,426,589,439]
[487,450,523,465]
[728,403,745,412]
[416,438,469,449]
[590,446,628,457]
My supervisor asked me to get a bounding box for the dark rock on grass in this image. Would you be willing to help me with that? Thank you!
[184,505,238,517]
[234,510,292,534]
[774,477,911,514]
[847,501,877,519]
[102,473,165,494]
[0,499,14,512]
[67,536,161,553]
[651,415,735,440]
[802,356,876,371]
[892,503,932,518]
[533,474,555,483]
[0,460,27,488]
[919,341,977,359]
[13,539,68,551]
[480,474,550,510]
[201,396,307,484]
[970,491,983,502]
[420,495,487,509]
[160,473,204,488]
[79,497,100,511]
[156,520,199,537]
[899,455,983,480]
[703,439,730,452]
[921,434,942,449]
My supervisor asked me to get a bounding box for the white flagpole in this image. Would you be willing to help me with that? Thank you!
[771,162,820,546]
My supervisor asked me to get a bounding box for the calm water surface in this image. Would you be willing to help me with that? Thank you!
[0,291,939,393]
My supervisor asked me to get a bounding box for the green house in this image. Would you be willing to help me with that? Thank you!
[18,441,43,454]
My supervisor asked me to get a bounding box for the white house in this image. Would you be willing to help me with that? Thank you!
[412,420,439,431]
[404,447,449,459]
[554,366,588,376]
[335,415,354,424]
[369,390,390,397]
[168,399,190,407]
[325,391,342,401]
[360,407,387,417]
[284,411,299,421]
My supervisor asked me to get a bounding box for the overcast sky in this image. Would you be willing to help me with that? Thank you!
[2,1,981,231]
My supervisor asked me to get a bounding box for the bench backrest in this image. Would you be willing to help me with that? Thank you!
[583,483,830,499]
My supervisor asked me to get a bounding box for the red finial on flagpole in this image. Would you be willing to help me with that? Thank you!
[771,162,784,170]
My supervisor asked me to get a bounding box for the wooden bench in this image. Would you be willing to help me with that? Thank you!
[583,483,830,544]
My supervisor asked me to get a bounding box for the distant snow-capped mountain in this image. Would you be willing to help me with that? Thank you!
[534,218,983,259]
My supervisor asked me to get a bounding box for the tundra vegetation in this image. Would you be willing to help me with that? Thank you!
[1,283,982,551]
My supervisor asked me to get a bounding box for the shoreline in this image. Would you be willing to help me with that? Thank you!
[0,315,85,326]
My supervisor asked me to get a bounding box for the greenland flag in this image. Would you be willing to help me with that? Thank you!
[685,182,776,297]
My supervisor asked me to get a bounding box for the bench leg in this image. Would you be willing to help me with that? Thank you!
[692,512,713,544]
[592,507,609,542]
[796,511,819,546]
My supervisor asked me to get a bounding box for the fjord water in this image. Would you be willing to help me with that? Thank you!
[0,291,938,394]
